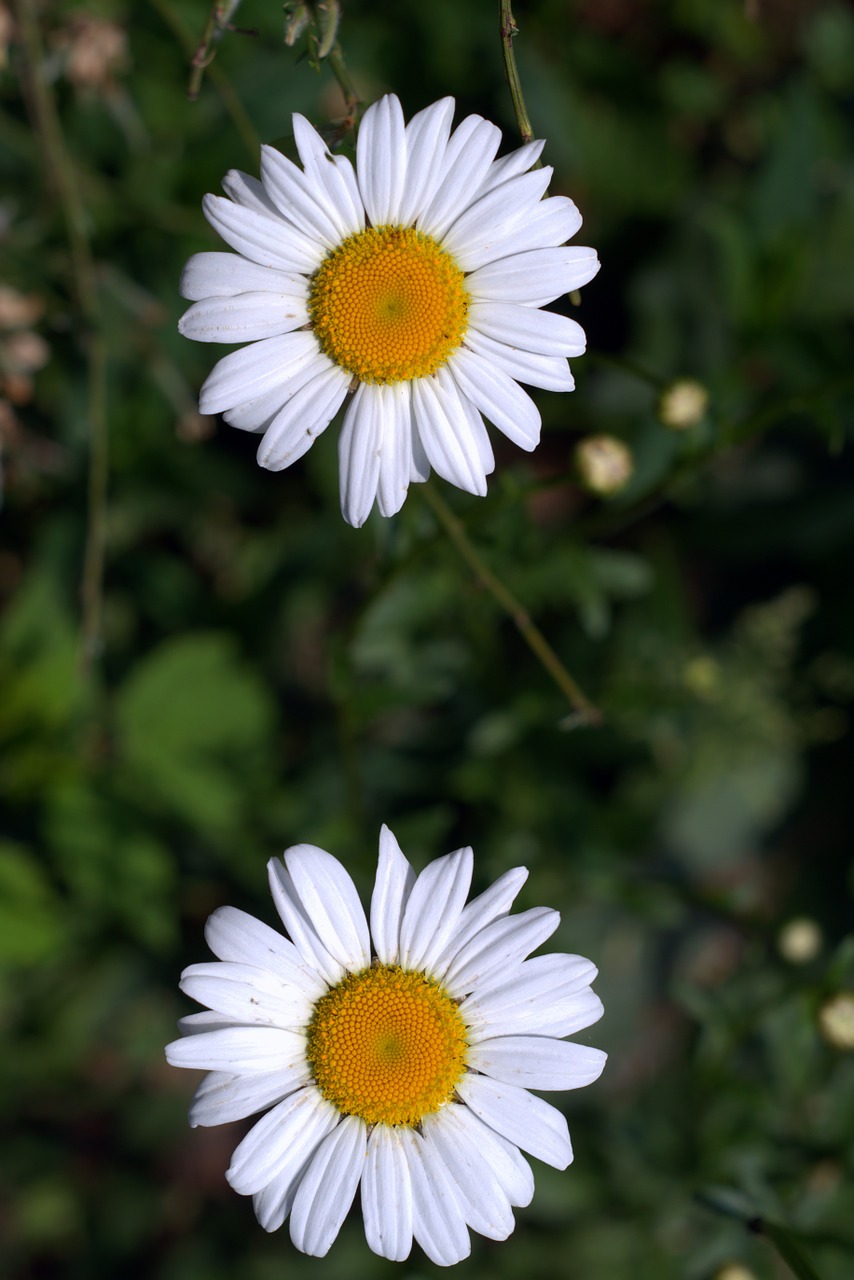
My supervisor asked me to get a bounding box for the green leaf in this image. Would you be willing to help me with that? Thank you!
[115,633,274,832]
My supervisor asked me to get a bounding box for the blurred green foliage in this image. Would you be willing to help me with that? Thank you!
[2,1,853,1278]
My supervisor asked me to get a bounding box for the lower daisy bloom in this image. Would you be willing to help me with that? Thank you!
[178,93,599,526]
[166,827,606,1263]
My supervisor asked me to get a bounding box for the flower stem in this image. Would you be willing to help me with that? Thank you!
[302,3,360,132]
[186,0,246,101]
[15,0,109,672]
[751,1219,825,1280]
[499,0,538,149]
[149,0,259,160]
[422,485,601,727]
[698,1190,826,1280]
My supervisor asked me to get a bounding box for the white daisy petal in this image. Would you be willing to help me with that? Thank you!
[441,167,554,267]
[410,424,431,483]
[469,299,587,358]
[463,953,603,1040]
[168,830,604,1260]
[338,383,383,528]
[456,1073,574,1170]
[260,145,351,248]
[177,1010,240,1035]
[202,194,324,274]
[411,375,488,497]
[283,844,371,971]
[397,97,455,226]
[267,858,345,986]
[443,1106,535,1208]
[448,347,541,451]
[462,194,584,272]
[357,93,407,226]
[363,1125,414,1261]
[399,845,474,974]
[253,1167,304,1233]
[180,252,307,302]
[198,332,317,416]
[418,117,502,241]
[400,1127,472,1266]
[439,866,529,965]
[468,1036,608,1091]
[370,824,417,966]
[291,114,365,236]
[221,169,279,216]
[468,246,601,307]
[204,906,328,999]
[189,1069,305,1127]
[165,1025,307,1074]
[256,364,350,473]
[453,380,496,476]
[422,1106,515,1240]
[375,381,414,518]
[463,329,576,393]
[289,1116,367,1257]
[179,292,308,343]
[222,348,331,434]
[180,961,314,1027]
[226,1087,339,1196]
[442,906,560,997]
[477,139,545,197]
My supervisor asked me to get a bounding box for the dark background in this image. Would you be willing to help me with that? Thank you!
[2,1,853,1277]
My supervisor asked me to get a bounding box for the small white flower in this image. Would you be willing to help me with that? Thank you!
[166,827,606,1264]
[179,94,599,526]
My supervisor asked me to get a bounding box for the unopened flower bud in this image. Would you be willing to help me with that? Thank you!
[714,1265,757,1280]
[818,992,854,1050]
[659,378,709,430]
[778,918,822,964]
[575,435,632,496]
[283,2,310,46]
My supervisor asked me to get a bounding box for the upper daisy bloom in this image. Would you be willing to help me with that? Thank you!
[179,94,600,526]
[166,826,606,1264]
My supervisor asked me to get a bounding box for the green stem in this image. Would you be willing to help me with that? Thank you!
[186,0,244,101]
[752,1219,826,1280]
[325,42,361,125]
[15,0,109,672]
[422,485,601,727]
[585,349,668,392]
[499,0,538,149]
[149,0,259,160]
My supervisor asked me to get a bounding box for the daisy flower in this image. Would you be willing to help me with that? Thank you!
[166,826,606,1264]
[179,94,599,526]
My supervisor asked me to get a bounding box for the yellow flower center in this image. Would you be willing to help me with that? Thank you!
[308,226,469,385]
[306,964,468,1126]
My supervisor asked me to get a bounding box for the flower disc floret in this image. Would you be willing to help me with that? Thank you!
[307,963,468,1126]
[308,226,469,384]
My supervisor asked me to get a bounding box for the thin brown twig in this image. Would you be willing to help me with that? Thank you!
[422,485,602,728]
